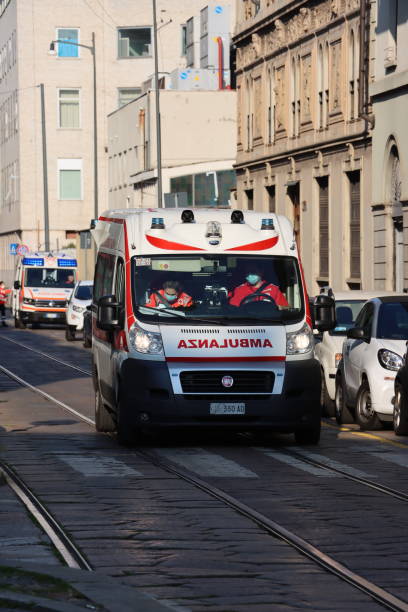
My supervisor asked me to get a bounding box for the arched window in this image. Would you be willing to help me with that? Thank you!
[324,43,329,127]
[349,30,355,120]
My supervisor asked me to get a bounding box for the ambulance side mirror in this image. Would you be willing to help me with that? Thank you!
[14,281,20,290]
[313,295,336,332]
[97,295,120,331]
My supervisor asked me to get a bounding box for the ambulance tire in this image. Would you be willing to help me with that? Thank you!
[95,387,115,433]
[116,393,142,447]
[294,421,321,445]
[65,326,76,341]
[15,314,25,329]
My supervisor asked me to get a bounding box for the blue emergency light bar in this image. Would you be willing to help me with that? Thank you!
[58,258,77,267]
[22,257,44,266]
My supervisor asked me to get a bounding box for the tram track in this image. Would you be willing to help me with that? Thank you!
[1,360,408,610]
[0,460,92,571]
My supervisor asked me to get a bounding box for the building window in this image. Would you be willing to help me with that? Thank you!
[58,89,80,128]
[169,170,235,207]
[349,171,361,279]
[118,28,152,58]
[245,189,254,210]
[58,159,82,200]
[57,29,79,58]
[266,185,275,212]
[317,177,329,278]
[181,24,187,56]
[267,68,275,144]
[118,88,142,107]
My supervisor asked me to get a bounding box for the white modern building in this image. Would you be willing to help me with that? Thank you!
[0,0,218,284]
[371,0,408,291]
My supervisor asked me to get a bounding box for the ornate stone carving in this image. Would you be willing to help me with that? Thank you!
[301,54,312,121]
[274,65,286,131]
[253,76,263,138]
[330,40,342,112]
[237,0,360,69]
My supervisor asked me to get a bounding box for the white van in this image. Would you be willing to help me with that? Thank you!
[12,252,77,328]
[91,209,335,446]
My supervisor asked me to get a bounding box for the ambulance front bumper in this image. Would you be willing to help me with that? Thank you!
[20,309,66,323]
[119,357,321,431]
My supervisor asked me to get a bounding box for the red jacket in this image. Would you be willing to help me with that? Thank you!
[0,287,11,305]
[146,289,193,309]
[228,281,288,307]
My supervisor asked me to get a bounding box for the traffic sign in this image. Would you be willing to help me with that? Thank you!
[16,244,29,256]
[9,243,18,255]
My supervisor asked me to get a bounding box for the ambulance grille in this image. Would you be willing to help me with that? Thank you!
[180,371,274,393]
[35,300,67,308]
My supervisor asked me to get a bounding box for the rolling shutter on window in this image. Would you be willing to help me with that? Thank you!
[349,172,360,278]
[319,177,329,278]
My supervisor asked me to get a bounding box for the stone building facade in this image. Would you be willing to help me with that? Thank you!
[370,0,408,291]
[233,0,375,294]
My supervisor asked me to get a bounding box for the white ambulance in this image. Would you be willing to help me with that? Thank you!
[91,208,335,445]
[12,252,77,328]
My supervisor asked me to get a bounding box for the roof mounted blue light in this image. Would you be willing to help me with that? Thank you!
[22,257,44,266]
[261,218,274,230]
[151,217,165,229]
[58,258,77,267]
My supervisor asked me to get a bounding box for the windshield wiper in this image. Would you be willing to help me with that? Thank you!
[139,306,230,325]
[139,306,187,319]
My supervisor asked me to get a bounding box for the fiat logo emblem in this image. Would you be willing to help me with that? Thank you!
[222,375,234,388]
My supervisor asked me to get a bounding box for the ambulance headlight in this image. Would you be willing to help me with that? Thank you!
[286,323,313,355]
[23,297,35,305]
[129,324,163,354]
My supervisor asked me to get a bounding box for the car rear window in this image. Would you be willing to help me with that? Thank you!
[377,302,408,339]
[329,300,366,336]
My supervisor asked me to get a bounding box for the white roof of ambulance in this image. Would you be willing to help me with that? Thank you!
[95,209,297,257]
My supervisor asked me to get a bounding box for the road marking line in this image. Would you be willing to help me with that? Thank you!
[322,420,408,449]
[289,447,377,478]
[54,454,143,477]
[155,448,258,478]
[370,452,408,469]
[254,448,336,477]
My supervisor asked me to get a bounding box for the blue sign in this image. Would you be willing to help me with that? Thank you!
[9,243,18,255]
[215,5,223,13]
[180,71,188,80]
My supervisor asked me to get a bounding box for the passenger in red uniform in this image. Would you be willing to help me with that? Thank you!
[0,281,11,327]
[146,280,193,309]
[228,267,288,308]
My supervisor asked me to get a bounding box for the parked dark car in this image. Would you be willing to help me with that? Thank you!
[394,342,408,435]
[83,305,92,348]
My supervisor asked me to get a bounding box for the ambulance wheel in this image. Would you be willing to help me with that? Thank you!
[116,394,142,447]
[65,326,76,341]
[14,315,25,329]
[95,387,115,432]
[294,421,321,445]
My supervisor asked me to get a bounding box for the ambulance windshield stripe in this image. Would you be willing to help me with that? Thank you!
[226,236,279,251]
[145,234,204,251]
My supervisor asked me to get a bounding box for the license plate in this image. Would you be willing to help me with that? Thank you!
[45,313,58,319]
[210,403,245,415]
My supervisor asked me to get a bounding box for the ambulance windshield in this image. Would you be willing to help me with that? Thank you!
[133,255,304,324]
[25,268,76,288]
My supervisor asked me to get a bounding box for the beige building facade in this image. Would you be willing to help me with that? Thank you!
[234,0,375,295]
[0,0,217,284]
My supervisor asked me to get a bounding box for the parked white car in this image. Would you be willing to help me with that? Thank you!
[315,291,396,416]
[335,295,408,429]
[65,280,93,341]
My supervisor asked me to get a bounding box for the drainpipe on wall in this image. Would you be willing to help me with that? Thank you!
[217,36,224,90]
[358,0,375,128]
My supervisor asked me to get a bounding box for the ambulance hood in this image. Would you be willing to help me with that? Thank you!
[23,287,73,300]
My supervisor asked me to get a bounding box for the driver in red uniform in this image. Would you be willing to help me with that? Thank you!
[228,266,288,308]
[146,280,193,309]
